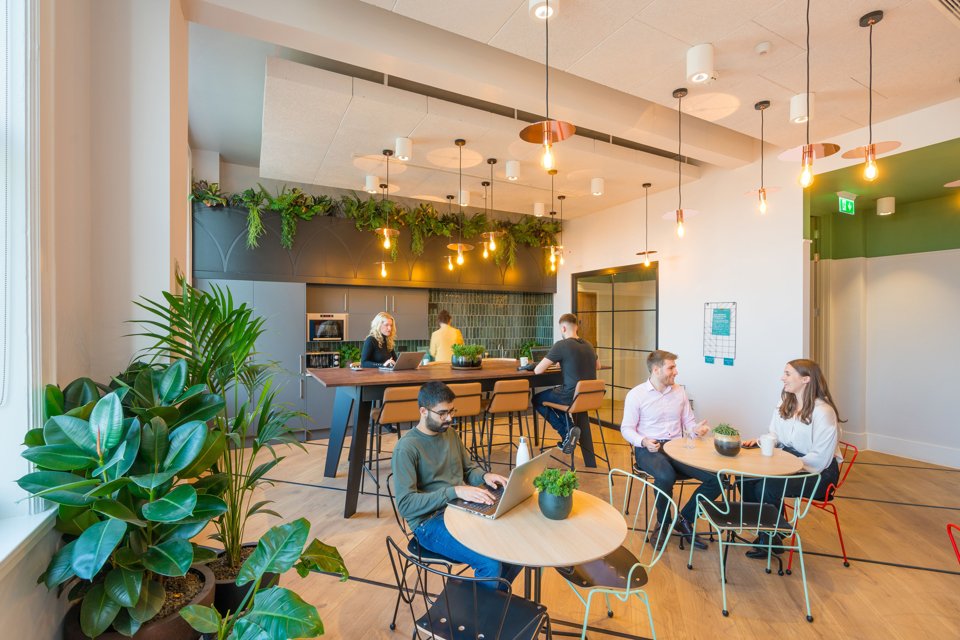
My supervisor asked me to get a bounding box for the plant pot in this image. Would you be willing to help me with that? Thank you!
[713,433,742,457]
[538,491,573,520]
[209,544,279,617]
[63,564,215,640]
[451,355,483,370]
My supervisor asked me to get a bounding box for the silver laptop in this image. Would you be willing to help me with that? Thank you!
[446,450,553,519]
[379,351,424,372]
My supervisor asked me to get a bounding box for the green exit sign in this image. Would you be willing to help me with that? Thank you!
[838,196,856,215]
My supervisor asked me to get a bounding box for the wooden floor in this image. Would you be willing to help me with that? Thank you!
[218,420,960,639]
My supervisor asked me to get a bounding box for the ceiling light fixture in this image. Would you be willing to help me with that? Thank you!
[520,0,575,171]
[529,0,558,19]
[395,137,412,161]
[756,100,770,214]
[546,170,562,271]
[557,193,565,266]
[533,202,545,217]
[789,93,813,124]
[376,260,388,278]
[505,160,520,181]
[481,180,491,259]
[636,182,657,267]
[591,177,604,196]
[686,43,716,83]
[794,0,839,188]
[446,140,474,267]
[840,10,901,182]
[666,87,699,238]
[876,196,895,216]
[364,175,378,194]
[481,158,500,254]
[374,149,399,250]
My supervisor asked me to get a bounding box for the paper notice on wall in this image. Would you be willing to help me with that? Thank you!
[704,302,736,366]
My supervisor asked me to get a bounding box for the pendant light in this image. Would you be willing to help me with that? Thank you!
[481,158,499,254]
[481,180,491,259]
[636,182,657,267]
[519,0,575,171]
[756,100,770,214]
[446,139,474,266]
[840,10,900,180]
[785,0,839,188]
[663,88,699,237]
[556,194,565,266]
[395,137,412,162]
[374,149,399,249]
[547,171,558,272]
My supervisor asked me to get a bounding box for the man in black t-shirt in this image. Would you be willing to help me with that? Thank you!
[533,313,599,454]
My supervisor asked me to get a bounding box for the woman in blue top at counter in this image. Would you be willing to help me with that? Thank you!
[741,358,843,558]
[361,311,398,368]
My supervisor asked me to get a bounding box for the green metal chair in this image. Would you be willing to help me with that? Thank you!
[554,469,678,640]
[686,469,821,622]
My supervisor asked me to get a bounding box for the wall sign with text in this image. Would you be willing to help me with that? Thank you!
[703,302,737,366]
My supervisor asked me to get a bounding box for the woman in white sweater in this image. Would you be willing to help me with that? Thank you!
[742,359,843,557]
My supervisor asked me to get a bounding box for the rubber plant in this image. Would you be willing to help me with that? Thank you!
[132,279,305,580]
[18,359,228,638]
[181,518,348,639]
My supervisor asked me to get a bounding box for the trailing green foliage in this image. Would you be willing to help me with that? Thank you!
[713,424,740,436]
[191,181,562,266]
[533,468,579,498]
[180,518,347,640]
[19,360,228,638]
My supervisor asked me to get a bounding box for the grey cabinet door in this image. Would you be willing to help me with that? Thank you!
[252,281,307,427]
[304,378,337,432]
[390,288,429,340]
[346,287,391,340]
[306,285,349,313]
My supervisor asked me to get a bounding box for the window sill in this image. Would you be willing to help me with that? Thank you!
[0,509,58,583]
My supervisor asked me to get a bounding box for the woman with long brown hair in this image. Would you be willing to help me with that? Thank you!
[741,359,842,558]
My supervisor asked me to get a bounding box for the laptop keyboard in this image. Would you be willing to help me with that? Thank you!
[459,485,505,515]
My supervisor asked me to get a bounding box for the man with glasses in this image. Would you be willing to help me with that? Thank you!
[392,381,520,589]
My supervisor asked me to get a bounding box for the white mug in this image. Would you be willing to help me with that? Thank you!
[519,357,529,367]
[759,434,777,457]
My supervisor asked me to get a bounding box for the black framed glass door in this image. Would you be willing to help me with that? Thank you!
[573,264,658,427]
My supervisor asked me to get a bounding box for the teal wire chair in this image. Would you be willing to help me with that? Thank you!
[554,468,678,640]
[686,469,821,622]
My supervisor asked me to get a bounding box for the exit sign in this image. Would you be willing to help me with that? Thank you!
[838,196,856,215]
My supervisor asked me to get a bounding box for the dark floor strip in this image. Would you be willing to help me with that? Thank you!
[259,476,347,493]
[801,550,960,576]
[855,461,959,472]
[836,495,960,511]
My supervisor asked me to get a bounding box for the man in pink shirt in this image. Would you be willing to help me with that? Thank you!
[620,350,720,550]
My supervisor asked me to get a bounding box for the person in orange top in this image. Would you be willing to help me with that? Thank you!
[429,309,464,363]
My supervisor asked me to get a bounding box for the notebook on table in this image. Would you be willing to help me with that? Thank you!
[446,450,553,519]
[379,351,425,372]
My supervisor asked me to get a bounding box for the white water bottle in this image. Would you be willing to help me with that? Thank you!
[516,436,531,466]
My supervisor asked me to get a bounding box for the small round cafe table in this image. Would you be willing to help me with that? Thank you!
[663,437,804,476]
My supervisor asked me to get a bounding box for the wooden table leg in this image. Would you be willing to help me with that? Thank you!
[343,398,372,518]
[323,388,356,478]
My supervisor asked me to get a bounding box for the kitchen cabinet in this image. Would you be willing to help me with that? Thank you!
[387,287,429,340]
[306,285,349,313]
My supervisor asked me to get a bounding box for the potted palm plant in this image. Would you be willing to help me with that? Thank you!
[133,280,305,616]
[19,360,228,639]
[450,344,485,370]
[181,518,348,640]
[533,468,579,520]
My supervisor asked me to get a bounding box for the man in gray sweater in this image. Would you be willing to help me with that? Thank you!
[392,381,520,589]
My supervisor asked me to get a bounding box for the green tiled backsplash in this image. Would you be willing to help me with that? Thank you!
[308,289,553,360]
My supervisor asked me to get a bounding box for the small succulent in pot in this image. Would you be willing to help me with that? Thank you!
[712,423,742,457]
[450,344,485,369]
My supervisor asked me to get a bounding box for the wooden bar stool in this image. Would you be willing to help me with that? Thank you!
[446,382,483,466]
[540,379,611,471]
[363,385,421,517]
[480,379,532,471]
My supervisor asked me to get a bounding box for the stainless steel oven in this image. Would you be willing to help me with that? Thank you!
[307,313,348,342]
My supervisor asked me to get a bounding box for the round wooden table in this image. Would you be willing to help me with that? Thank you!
[445,490,626,601]
[663,437,804,476]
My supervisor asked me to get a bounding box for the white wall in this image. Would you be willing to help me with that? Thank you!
[558,154,806,438]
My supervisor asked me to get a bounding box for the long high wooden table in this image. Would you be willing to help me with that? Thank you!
[308,360,599,518]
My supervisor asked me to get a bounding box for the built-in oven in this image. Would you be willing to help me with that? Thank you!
[307,313,348,342]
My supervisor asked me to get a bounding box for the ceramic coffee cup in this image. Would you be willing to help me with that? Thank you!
[759,433,777,457]
[519,357,529,367]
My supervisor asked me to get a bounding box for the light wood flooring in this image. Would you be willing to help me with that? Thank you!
[214,420,960,639]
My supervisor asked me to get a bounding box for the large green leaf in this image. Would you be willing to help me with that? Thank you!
[55,505,100,536]
[163,421,207,473]
[157,359,188,404]
[48,415,97,454]
[104,568,143,608]
[174,383,207,405]
[180,604,222,634]
[102,420,141,481]
[244,458,281,490]
[17,471,98,506]
[142,539,193,576]
[21,444,98,471]
[229,618,271,640]
[85,477,132,498]
[140,417,169,467]
[89,391,126,452]
[93,499,146,526]
[129,469,177,490]
[80,583,122,638]
[178,429,225,479]
[245,587,323,639]
[176,493,227,524]
[157,520,206,542]
[43,384,66,420]
[42,539,77,588]
[111,608,142,637]
[23,427,45,447]
[192,472,229,497]
[142,484,198,523]
[175,393,226,426]
[71,519,127,580]
[128,578,165,623]
[236,518,309,586]
[64,377,101,410]
[294,538,349,581]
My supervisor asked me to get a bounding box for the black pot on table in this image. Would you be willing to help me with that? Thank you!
[538,491,573,520]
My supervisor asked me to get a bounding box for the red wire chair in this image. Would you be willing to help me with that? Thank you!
[949,524,960,566]
[785,441,859,573]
